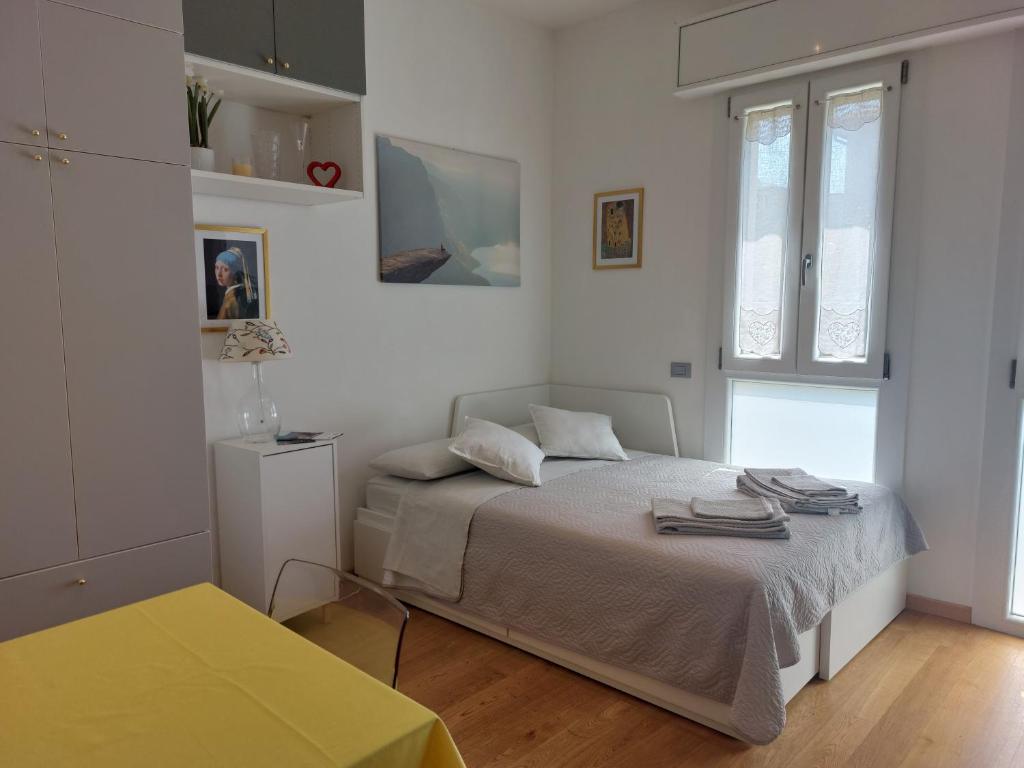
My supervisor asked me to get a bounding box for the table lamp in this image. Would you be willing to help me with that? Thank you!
[219,320,293,442]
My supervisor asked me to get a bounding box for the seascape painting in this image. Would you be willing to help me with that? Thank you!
[376,135,521,286]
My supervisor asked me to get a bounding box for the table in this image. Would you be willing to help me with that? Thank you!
[0,583,464,767]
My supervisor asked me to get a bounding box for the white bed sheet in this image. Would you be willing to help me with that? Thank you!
[365,475,416,517]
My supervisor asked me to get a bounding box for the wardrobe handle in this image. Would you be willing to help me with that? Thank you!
[75,578,87,586]
[30,129,41,137]
[265,56,274,65]
[57,132,69,141]
[59,157,71,165]
[281,61,291,70]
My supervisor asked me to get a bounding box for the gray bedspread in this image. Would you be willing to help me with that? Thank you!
[456,454,927,744]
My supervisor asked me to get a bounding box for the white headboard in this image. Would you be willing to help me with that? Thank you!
[450,384,679,457]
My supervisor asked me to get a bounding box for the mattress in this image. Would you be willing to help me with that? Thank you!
[365,475,415,517]
[385,454,927,744]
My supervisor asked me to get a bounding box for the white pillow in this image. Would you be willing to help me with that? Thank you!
[511,422,540,446]
[449,417,545,486]
[528,404,628,461]
[370,438,473,480]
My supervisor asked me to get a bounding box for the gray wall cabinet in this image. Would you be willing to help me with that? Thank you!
[274,0,365,95]
[0,1,211,640]
[182,0,277,76]
[183,0,366,95]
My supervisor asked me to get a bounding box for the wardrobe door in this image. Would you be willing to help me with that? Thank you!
[0,143,78,579]
[182,0,277,75]
[274,0,366,94]
[0,0,47,146]
[49,152,210,558]
[39,1,188,165]
[53,0,183,32]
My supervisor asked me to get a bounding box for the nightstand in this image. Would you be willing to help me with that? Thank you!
[214,438,340,613]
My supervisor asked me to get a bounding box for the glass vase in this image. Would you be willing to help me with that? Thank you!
[237,362,281,443]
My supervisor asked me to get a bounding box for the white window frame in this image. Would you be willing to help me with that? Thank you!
[797,61,902,379]
[705,57,909,484]
[721,81,808,374]
[722,60,902,380]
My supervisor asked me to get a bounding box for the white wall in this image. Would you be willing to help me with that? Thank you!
[551,0,729,459]
[551,0,1015,608]
[199,0,554,571]
[897,37,1011,606]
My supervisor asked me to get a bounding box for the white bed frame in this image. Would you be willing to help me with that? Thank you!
[354,384,910,742]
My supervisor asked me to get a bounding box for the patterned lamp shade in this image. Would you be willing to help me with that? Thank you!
[219,320,293,362]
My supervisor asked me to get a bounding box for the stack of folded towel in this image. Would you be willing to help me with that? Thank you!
[737,468,861,515]
[652,496,791,539]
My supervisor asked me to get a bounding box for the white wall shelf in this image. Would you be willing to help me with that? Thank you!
[191,170,362,206]
[186,54,360,116]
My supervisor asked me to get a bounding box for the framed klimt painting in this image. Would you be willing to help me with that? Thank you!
[593,188,644,270]
[195,225,270,333]
[376,135,521,286]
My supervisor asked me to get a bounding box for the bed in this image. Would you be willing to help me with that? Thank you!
[354,385,926,744]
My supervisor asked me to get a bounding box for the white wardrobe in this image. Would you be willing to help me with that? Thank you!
[0,0,211,641]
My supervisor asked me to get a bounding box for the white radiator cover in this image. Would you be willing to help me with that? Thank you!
[676,0,1024,97]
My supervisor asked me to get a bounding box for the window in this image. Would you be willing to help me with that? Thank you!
[729,380,877,481]
[829,135,848,195]
[1013,406,1024,617]
[723,62,902,380]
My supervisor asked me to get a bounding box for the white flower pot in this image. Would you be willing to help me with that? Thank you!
[190,146,215,172]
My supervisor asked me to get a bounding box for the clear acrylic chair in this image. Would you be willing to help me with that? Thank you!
[268,558,410,688]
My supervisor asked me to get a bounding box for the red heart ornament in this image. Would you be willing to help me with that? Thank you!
[306,160,342,188]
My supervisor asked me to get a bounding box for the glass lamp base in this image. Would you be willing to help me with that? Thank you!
[237,362,281,443]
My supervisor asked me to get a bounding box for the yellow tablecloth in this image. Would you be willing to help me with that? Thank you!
[0,583,464,768]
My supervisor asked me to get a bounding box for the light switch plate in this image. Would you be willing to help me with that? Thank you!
[670,362,692,378]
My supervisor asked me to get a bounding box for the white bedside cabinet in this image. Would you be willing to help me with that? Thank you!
[214,438,340,614]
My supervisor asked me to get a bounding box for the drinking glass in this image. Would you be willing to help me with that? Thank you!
[251,129,281,180]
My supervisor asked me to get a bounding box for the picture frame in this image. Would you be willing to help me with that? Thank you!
[376,134,522,286]
[194,225,271,333]
[593,188,644,270]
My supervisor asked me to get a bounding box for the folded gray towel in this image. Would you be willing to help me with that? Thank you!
[654,518,791,540]
[771,474,848,497]
[741,479,860,514]
[691,496,774,521]
[737,472,861,515]
[652,498,791,539]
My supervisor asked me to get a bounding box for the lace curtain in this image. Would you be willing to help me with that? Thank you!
[744,104,793,145]
[826,86,882,132]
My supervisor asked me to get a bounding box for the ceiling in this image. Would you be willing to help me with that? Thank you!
[473,0,647,29]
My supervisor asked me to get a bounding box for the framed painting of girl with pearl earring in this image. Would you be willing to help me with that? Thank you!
[194,225,271,333]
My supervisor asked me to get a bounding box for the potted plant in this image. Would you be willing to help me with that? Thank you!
[186,76,222,171]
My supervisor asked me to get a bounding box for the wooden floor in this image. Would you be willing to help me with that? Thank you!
[396,608,1024,768]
